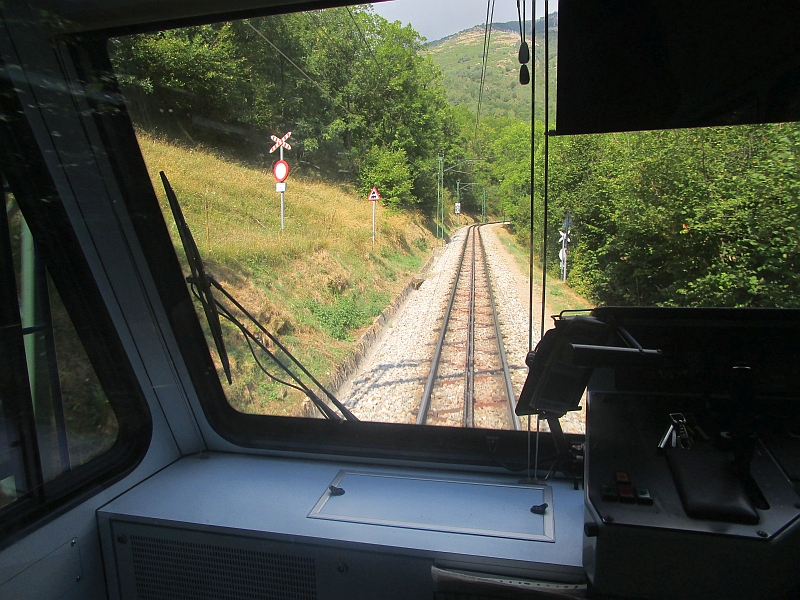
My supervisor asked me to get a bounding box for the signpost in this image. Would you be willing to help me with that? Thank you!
[270,131,292,230]
[559,211,573,281]
[368,186,380,246]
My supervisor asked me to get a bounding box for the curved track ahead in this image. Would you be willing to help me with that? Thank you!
[417,225,520,430]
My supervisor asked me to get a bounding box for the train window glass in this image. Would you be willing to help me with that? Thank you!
[1,188,119,512]
[105,4,799,449]
[0,19,153,541]
[108,5,543,434]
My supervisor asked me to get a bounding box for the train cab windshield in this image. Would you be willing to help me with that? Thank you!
[99,3,800,440]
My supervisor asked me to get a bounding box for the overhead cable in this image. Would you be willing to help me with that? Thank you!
[474,0,496,154]
[245,20,356,118]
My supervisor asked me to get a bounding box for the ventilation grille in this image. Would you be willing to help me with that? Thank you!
[130,535,317,600]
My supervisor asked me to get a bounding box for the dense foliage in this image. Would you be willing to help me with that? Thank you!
[112,9,799,309]
[543,125,800,307]
[110,7,466,208]
[476,119,800,309]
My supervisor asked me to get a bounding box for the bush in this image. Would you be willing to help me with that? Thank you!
[359,146,415,207]
[310,290,390,340]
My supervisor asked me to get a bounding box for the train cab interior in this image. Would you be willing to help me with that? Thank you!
[1,0,799,598]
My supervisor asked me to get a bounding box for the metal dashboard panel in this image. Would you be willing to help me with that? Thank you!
[309,471,554,542]
[96,452,586,593]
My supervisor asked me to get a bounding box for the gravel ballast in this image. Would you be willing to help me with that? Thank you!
[340,224,586,434]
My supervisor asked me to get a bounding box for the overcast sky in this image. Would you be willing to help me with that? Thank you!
[371,0,557,42]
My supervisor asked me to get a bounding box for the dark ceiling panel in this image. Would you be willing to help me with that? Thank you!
[30,0,387,35]
[555,0,800,134]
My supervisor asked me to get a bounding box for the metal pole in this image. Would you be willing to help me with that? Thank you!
[437,155,442,246]
[483,189,486,223]
[440,158,445,244]
[280,145,285,230]
[541,0,550,340]
[372,199,376,247]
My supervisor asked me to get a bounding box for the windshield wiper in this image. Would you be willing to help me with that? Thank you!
[161,171,357,421]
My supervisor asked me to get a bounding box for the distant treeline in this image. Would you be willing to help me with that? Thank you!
[109,7,470,208]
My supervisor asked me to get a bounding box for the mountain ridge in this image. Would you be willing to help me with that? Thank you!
[428,13,558,123]
[426,13,558,47]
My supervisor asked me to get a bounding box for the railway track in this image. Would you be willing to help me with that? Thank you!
[417,225,521,430]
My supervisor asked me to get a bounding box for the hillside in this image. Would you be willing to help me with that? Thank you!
[137,132,441,417]
[428,15,558,123]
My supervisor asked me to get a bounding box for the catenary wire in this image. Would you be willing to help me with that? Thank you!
[245,20,356,119]
[474,0,495,153]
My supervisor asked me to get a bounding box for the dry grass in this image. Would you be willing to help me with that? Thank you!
[137,132,435,416]
[495,225,593,320]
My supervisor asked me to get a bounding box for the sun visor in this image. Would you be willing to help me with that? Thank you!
[554,0,800,135]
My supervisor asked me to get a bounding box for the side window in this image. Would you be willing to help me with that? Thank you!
[1,181,118,510]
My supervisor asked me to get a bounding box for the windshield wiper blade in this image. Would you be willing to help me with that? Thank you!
[160,171,357,421]
[161,171,231,384]
[208,277,357,421]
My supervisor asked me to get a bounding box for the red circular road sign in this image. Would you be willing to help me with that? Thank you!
[273,159,290,183]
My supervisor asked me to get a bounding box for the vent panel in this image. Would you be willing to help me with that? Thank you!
[130,535,317,600]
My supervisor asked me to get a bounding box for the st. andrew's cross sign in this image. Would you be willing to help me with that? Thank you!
[270,131,292,230]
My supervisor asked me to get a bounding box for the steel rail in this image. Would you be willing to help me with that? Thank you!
[417,226,473,425]
[477,226,521,430]
[463,230,476,428]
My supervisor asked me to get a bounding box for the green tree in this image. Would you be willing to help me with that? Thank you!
[359,146,414,207]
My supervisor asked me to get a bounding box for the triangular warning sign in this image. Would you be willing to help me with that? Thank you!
[368,186,381,201]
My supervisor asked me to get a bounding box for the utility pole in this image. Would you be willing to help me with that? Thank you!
[482,189,486,223]
[559,211,573,281]
[437,154,444,246]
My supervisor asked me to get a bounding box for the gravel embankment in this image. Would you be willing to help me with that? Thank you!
[340,224,587,434]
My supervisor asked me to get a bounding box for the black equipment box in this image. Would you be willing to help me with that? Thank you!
[581,308,800,599]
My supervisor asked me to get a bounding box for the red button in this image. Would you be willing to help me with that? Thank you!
[618,483,636,503]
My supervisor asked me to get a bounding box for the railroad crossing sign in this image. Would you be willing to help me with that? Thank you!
[368,186,381,201]
[269,131,292,230]
[269,131,292,153]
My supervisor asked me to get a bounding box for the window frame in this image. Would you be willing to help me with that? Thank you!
[0,49,152,549]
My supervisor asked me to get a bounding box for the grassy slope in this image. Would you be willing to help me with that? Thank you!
[428,20,557,123]
[138,133,435,416]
